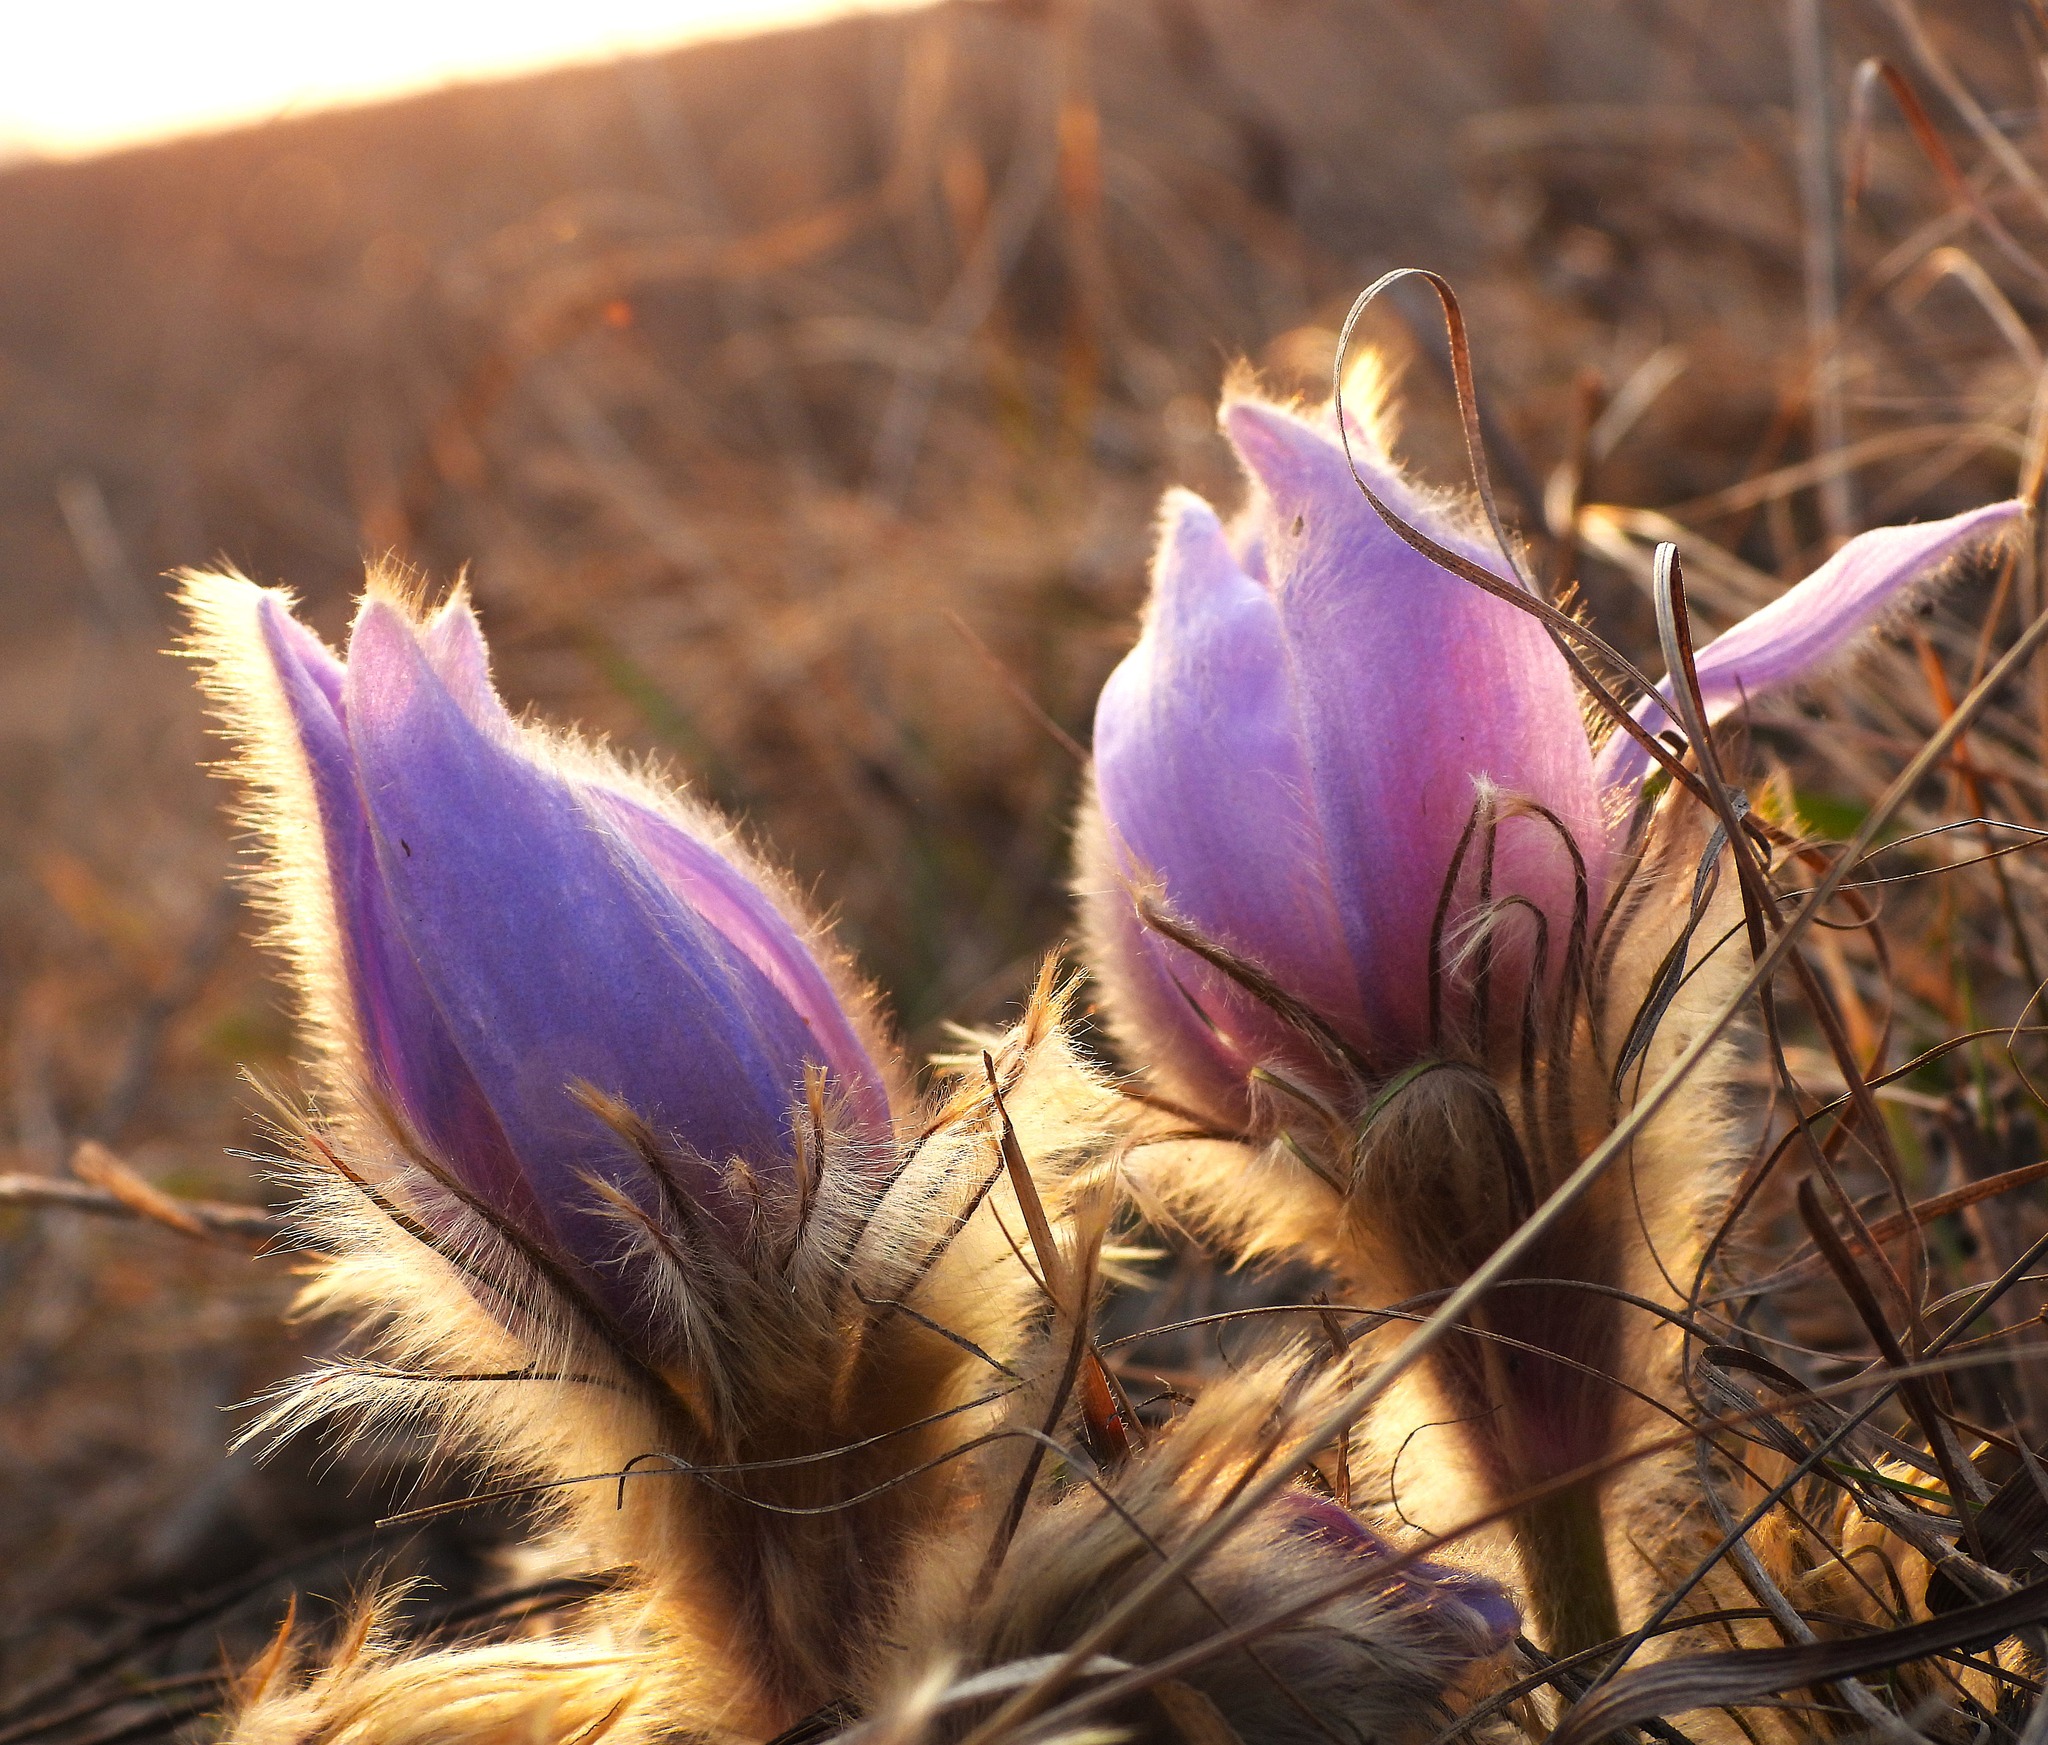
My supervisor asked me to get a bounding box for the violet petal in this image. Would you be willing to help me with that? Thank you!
[254,595,538,1229]
[343,600,834,1273]
[596,788,892,1149]
[1279,1493,1519,1652]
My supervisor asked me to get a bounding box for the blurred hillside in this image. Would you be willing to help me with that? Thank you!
[7,0,2019,1021]
[0,0,2039,1701]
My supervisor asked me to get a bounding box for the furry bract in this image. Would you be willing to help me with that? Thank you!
[184,576,892,1349]
[1081,389,2024,1130]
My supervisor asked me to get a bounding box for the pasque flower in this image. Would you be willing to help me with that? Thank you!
[187,577,893,1337]
[1078,385,2023,1654]
[1082,391,2024,1129]
[189,576,1145,1732]
[1278,1491,1520,1654]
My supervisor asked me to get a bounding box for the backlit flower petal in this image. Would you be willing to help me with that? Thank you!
[1223,398,1606,1057]
[343,599,835,1271]
[596,789,892,1144]
[253,594,538,1227]
[1595,500,2028,795]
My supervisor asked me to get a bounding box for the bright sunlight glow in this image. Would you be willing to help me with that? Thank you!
[0,0,926,161]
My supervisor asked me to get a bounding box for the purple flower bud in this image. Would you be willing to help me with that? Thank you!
[1083,391,2024,1125]
[191,578,892,1319]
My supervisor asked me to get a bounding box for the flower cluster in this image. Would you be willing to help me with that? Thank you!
[189,569,1515,1745]
[185,360,2023,1742]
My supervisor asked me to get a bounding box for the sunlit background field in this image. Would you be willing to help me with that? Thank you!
[0,0,930,158]
[2,0,2046,1731]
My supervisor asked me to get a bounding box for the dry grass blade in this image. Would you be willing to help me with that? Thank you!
[1926,1459,2048,1613]
[1848,56,2048,291]
[1737,1157,2048,1298]
[1588,1231,2048,1718]
[944,611,1089,767]
[1548,1580,2048,1745]
[0,1170,277,1243]
[66,1140,210,1241]
[1795,1174,1988,1561]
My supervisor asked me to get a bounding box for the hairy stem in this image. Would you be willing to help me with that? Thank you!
[1514,1476,1621,1661]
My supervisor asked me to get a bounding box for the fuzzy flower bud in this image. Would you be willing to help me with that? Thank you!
[185,577,892,1328]
[1082,389,2024,1128]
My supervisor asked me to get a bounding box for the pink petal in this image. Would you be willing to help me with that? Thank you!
[1224,399,1607,1057]
[1086,491,1356,1121]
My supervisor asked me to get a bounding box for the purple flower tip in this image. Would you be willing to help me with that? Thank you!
[195,577,893,1323]
[1277,1492,1520,1653]
[1083,387,2026,1126]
